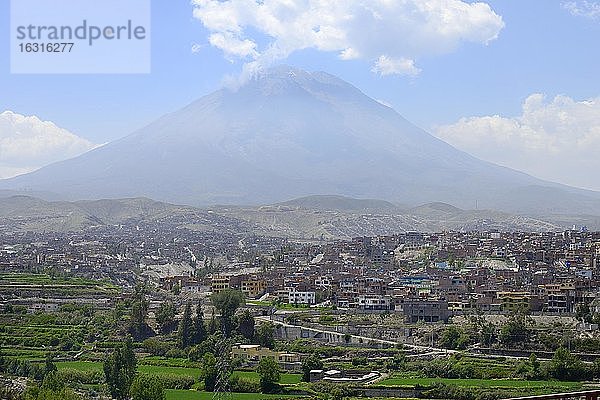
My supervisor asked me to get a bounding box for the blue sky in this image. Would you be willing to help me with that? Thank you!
[1,0,600,189]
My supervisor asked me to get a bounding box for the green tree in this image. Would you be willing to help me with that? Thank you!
[439,326,471,350]
[23,373,81,400]
[130,374,166,400]
[211,289,245,337]
[500,313,530,345]
[130,286,150,339]
[255,322,275,349]
[237,309,255,340]
[576,303,593,323]
[525,353,541,380]
[103,337,137,400]
[479,322,497,347]
[546,347,588,381]
[385,353,406,372]
[192,301,207,345]
[177,302,193,349]
[301,354,323,382]
[156,301,176,334]
[44,353,57,377]
[208,309,218,335]
[257,357,280,393]
[200,353,218,391]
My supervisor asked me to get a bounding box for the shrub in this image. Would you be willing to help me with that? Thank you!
[229,375,260,393]
[151,373,196,390]
[56,368,104,385]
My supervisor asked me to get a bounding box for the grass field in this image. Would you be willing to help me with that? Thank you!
[233,371,302,384]
[57,361,199,377]
[377,377,582,389]
[57,362,302,384]
[165,390,302,399]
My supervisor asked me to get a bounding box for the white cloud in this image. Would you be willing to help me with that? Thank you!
[563,1,600,20]
[191,0,504,77]
[372,55,421,77]
[0,111,98,179]
[435,94,600,191]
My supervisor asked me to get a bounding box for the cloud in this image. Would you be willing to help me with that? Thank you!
[372,55,421,77]
[563,1,600,20]
[0,111,98,179]
[435,94,600,191]
[191,0,504,77]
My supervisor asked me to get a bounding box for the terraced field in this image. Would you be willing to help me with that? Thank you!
[165,390,303,400]
[378,377,582,389]
[56,361,302,384]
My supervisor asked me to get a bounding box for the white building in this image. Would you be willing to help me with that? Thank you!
[287,287,316,305]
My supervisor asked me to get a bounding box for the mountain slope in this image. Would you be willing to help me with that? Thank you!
[275,195,400,212]
[0,196,253,233]
[2,66,600,215]
[0,195,579,238]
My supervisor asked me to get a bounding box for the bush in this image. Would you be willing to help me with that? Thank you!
[164,348,187,359]
[142,338,174,356]
[56,368,104,385]
[229,375,260,393]
[351,356,368,367]
[130,375,166,400]
[151,373,196,390]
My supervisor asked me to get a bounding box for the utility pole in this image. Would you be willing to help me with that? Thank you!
[212,337,233,400]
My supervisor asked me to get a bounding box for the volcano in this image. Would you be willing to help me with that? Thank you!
[3,65,600,215]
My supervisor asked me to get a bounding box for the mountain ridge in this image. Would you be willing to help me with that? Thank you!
[0,194,591,237]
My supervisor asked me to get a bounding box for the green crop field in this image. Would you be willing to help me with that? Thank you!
[377,377,582,389]
[57,361,199,377]
[57,361,302,384]
[233,371,302,384]
[165,390,303,400]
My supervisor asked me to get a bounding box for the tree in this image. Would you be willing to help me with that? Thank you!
[130,285,150,339]
[257,357,280,393]
[479,322,497,347]
[211,289,245,337]
[237,309,255,341]
[208,309,218,335]
[103,337,137,400]
[439,326,471,350]
[301,354,323,382]
[255,322,275,349]
[385,353,406,372]
[44,353,57,377]
[192,301,207,345]
[177,302,193,349]
[130,374,166,400]
[156,301,176,334]
[23,373,81,400]
[200,352,218,391]
[525,353,541,380]
[500,313,530,345]
[576,303,593,323]
[546,347,588,381]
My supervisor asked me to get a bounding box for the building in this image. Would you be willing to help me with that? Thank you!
[230,344,301,369]
[398,298,449,323]
[287,287,316,305]
[210,275,231,293]
[241,276,267,299]
[357,294,392,310]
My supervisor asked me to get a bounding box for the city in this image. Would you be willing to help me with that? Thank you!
[2,218,600,399]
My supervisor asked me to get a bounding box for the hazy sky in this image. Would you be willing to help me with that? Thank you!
[1,0,599,190]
